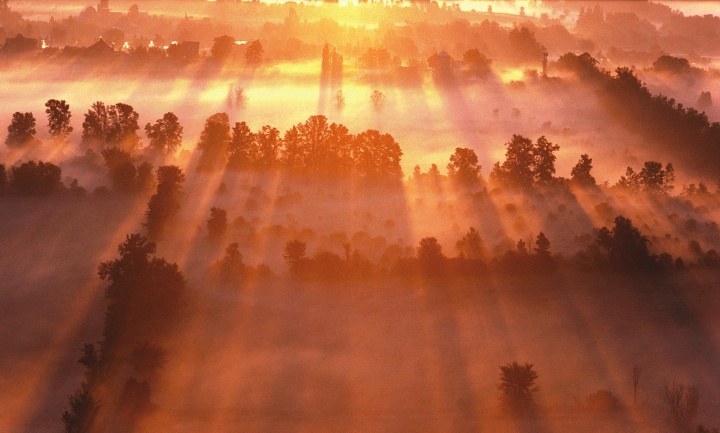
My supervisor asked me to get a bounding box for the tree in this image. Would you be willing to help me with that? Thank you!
[283,240,307,273]
[447,147,481,185]
[144,166,185,240]
[417,237,445,273]
[462,48,492,78]
[81,101,108,148]
[352,129,403,182]
[508,27,543,63]
[491,134,535,188]
[9,160,63,194]
[534,232,551,256]
[371,90,386,110]
[533,136,560,185]
[632,365,641,405]
[664,381,699,433]
[255,125,280,168]
[617,161,674,193]
[6,112,38,147]
[45,99,73,139]
[498,362,539,414]
[207,207,227,239]
[245,40,263,67]
[491,135,560,188]
[145,112,183,155]
[101,147,139,193]
[0,164,6,193]
[570,154,596,187]
[106,103,140,153]
[228,121,255,169]
[456,227,485,260]
[61,387,99,433]
[653,55,691,74]
[211,35,235,60]
[597,215,655,270]
[197,113,230,171]
[213,243,246,281]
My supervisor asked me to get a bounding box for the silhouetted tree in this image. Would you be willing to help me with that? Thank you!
[144,166,184,240]
[98,233,186,345]
[81,102,140,152]
[207,207,227,239]
[102,147,138,193]
[352,129,403,182]
[417,237,445,274]
[371,90,385,110]
[456,227,485,260]
[213,243,246,282]
[498,362,539,415]
[0,164,6,193]
[632,365,641,405]
[491,134,535,188]
[571,154,596,187]
[283,239,307,273]
[45,99,73,140]
[533,136,560,185]
[81,101,108,148]
[491,135,559,188]
[462,48,492,78]
[9,160,63,194]
[597,215,656,271]
[255,125,281,168]
[245,40,263,67]
[145,112,183,155]
[197,113,230,171]
[447,147,481,185]
[534,232,551,256]
[6,112,38,147]
[211,35,235,60]
[653,55,691,74]
[697,91,712,109]
[335,89,345,110]
[664,381,699,433]
[556,52,601,79]
[61,386,99,433]
[508,27,543,63]
[617,161,674,193]
[106,103,140,153]
[228,121,255,169]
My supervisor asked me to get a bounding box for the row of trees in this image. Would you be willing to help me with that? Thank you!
[256,212,675,283]
[6,99,183,156]
[197,114,404,182]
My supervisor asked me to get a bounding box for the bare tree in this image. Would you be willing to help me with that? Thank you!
[664,381,699,433]
[632,365,641,405]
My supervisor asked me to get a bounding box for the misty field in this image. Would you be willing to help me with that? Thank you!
[3,0,720,432]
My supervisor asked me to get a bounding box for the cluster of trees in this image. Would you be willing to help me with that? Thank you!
[197,114,403,182]
[62,234,185,432]
[557,55,720,177]
[617,161,675,193]
[0,160,65,195]
[490,135,561,189]
[320,42,343,88]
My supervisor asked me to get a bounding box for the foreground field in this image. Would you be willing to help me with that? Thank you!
[3,196,720,433]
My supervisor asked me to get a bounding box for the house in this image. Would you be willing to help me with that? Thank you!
[84,38,114,57]
[2,34,39,54]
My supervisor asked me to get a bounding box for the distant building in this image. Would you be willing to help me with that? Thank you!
[2,34,39,54]
[178,41,199,58]
[84,38,114,57]
[167,41,199,60]
[97,0,109,13]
